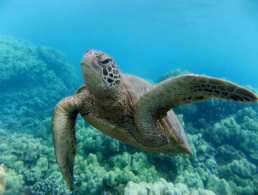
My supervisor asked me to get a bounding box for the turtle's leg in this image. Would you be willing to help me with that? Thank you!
[52,95,82,187]
[134,74,258,151]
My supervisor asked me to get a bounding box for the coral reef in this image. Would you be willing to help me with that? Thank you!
[208,107,258,161]
[5,169,24,195]
[207,175,232,195]
[72,150,159,194]
[0,35,78,138]
[0,129,57,194]
[0,124,161,194]
[23,176,71,195]
[124,178,215,195]
[0,166,6,195]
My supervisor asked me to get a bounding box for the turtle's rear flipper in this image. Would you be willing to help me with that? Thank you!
[134,74,258,139]
[52,95,82,187]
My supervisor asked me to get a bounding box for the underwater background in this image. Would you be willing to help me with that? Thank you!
[0,0,258,194]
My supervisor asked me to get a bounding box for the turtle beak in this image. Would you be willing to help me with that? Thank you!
[81,50,105,86]
[81,50,102,76]
[84,49,102,56]
[81,52,94,67]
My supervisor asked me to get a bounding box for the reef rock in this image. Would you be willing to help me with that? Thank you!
[0,35,78,137]
[0,166,6,195]
[124,178,215,195]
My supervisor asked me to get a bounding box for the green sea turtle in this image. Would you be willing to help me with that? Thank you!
[52,50,258,186]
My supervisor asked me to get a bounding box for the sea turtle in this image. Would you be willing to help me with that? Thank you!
[52,50,258,186]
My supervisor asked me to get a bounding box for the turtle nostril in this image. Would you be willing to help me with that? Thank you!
[85,50,92,55]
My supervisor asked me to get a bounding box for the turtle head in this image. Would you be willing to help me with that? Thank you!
[81,50,122,97]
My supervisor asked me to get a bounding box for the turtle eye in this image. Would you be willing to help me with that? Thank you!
[102,59,112,64]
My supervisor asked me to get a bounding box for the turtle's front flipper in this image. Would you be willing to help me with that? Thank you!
[52,95,82,187]
[134,74,258,138]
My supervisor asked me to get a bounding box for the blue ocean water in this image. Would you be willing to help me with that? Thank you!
[1,1,258,195]
[1,0,258,86]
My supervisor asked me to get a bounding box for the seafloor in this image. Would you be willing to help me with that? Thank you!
[0,35,257,195]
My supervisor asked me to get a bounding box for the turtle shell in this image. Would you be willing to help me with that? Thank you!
[123,74,187,152]
[123,74,152,104]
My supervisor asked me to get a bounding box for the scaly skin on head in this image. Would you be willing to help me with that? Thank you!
[81,50,122,99]
[80,50,134,124]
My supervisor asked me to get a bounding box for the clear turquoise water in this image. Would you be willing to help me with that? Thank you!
[1,0,258,86]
